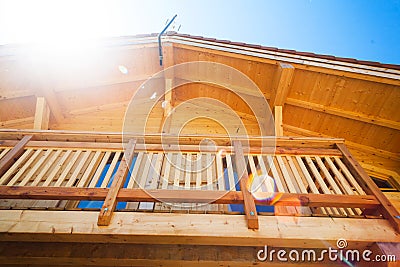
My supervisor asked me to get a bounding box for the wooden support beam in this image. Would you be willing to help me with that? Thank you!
[37,89,64,124]
[1,210,399,247]
[286,98,400,131]
[233,140,259,229]
[0,186,380,209]
[160,43,175,133]
[0,135,32,177]
[97,139,137,226]
[33,97,50,130]
[274,106,283,136]
[336,143,400,233]
[269,62,295,109]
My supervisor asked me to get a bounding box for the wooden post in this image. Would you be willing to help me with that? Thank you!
[0,135,32,177]
[269,62,294,109]
[97,139,137,226]
[33,97,50,130]
[336,143,400,233]
[233,140,259,230]
[274,106,283,136]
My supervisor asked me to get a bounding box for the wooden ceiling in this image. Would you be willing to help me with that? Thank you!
[0,33,399,177]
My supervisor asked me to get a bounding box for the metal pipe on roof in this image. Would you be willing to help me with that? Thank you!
[158,14,177,66]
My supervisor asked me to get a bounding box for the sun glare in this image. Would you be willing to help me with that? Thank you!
[0,0,122,66]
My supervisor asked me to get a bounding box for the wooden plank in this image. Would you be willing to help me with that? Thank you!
[37,90,64,124]
[274,106,283,136]
[0,187,380,208]
[65,151,92,187]
[33,97,50,130]
[88,151,111,188]
[0,210,398,248]
[42,150,73,186]
[54,150,82,187]
[225,154,236,191]
[31,150,63,186]
[7,149,43,186]
[0,148,11,160]
[0,149,34,185]
[286,97,400,130]
[336,143,400,232]
[233,140,259,229]
[100,151,121,188]
[269,62,294,109]
[97,139,137,226]
[161,153,172,190]
[77,151,103,187]
[19,149,53,186]
[206,153,213,190]
[0,135,32,178]
[257,155,274,192]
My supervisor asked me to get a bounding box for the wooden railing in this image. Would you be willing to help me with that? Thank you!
[0,130,398,231]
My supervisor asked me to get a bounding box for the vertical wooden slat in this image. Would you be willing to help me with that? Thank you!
[161,153,172,190]
[0,149,34,185]
[304,156,341,216]
[19,149,53,186]
[233,140,259,230]
[88,151,112,188]
[257,155,274,192]
[225,154,236,191]
[31,150,63,186]
[42,150,72,186]
[0,148,11,160]
[0,135,32,177]
[216,151,226,212]
[315,156,353,216]
[7,149,43,186]
[98,139,136,226]
[294,156,328,215]
[77,151,102,188]
[195,153,202,189]
[336,143,400,233]
[138,152,154,210]
[54,150,82,187]
[100,151,121,188]
[65,151,92,187]
[173,153,182,189]
[265,156,285,193]
[334,157,366,195]
[126,152,144,210]
[206,153,213,191]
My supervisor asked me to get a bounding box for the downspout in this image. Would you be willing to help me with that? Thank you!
[158,14,177,66]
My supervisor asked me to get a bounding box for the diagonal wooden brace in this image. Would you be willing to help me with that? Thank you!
[233,140,259,230]
[97,139,136,226]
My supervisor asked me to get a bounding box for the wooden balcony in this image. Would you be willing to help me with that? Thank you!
[0,129,398,265]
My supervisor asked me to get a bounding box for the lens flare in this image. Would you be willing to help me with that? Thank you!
[248,172,282,205]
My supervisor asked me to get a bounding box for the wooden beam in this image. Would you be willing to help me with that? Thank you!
[0,186,380,209]
[0,117,34,128]
[0,140,342,156]
[274,106,283,136]
[233,140,259,229]
[269,62,294,109]
[0,210,398,247]
[286,98,400,131]
[283,124,399,161]
[0,242,343,266]
[0,135,32,177]
[336,143,400,233]
[97,139,137,226]
[160,43,175,133]
[171,42,400,86]
[33,97,50,130]
[36,89,64,124]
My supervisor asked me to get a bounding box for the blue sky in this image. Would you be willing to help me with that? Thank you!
[1,0,399,64]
